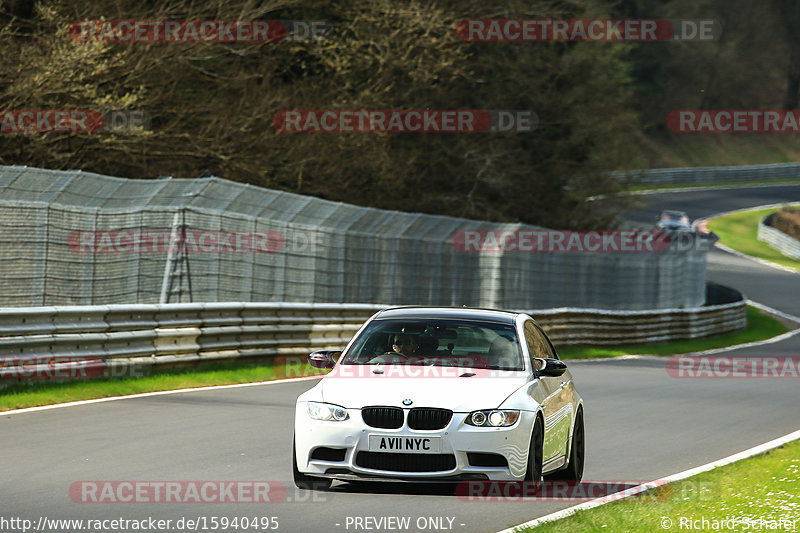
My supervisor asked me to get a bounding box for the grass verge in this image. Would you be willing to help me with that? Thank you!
[518,438,800,533]
[0,358,327,412]
[707,204,800,271]
[557,305,788,359]
[0,305,789,411]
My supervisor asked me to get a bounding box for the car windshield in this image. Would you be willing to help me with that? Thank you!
[340,318,524,371]
[662,212,688,223]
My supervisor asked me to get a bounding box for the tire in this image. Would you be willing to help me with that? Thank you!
[525,415,544,483]
[293,436,333,490]
[547,408,584,481]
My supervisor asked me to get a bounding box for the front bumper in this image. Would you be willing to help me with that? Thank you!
[294,403,536,481]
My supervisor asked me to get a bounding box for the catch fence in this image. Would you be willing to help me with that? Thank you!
[0,165,715,310]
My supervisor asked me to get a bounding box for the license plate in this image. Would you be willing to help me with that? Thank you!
[368,435,442,453]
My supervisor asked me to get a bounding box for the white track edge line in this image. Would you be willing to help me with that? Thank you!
[714,242,800,275]
[498,428,800,533]
[0,375,322,417]
[746,299,800,323]
[697,202,799,220]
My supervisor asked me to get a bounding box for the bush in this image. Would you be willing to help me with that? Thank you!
[772,206,800,240]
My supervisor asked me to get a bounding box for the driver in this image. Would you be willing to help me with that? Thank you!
[366,332,420,364]
[391,333,420,356]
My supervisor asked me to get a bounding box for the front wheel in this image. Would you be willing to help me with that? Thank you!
[547,408,584,481]
[525,416,544,483]
[293,436,332,490]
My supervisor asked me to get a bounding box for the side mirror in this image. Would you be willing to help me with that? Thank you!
[309,350,341,369]
[533,357,567,377]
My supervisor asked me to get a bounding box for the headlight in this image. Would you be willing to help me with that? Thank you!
[470,411,487,426]
[465,409,520,427]
[307,402,349,421]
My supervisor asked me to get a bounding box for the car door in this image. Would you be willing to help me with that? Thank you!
[523,321,572,463]
[536,323,575,461]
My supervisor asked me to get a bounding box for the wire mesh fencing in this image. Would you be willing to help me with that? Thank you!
[0,165,716,310]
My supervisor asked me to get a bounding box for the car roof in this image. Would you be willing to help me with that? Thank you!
[373,306,521,324]
[662,210,687,216]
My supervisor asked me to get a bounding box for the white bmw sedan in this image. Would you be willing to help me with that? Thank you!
[293,307,584,489]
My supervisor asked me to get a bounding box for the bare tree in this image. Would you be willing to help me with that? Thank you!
[1,0,639,229]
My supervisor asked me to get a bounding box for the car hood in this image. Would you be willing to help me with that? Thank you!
[319,366,529,411]
[659,222,690,230]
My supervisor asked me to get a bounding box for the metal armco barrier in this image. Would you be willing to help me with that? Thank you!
[614,162,800,186]
[532,302,746,345]
[0,294,746,386]
[758,213,800,260]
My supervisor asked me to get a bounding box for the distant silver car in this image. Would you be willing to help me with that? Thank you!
[292,306,585,489]
[656,210,691,231]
